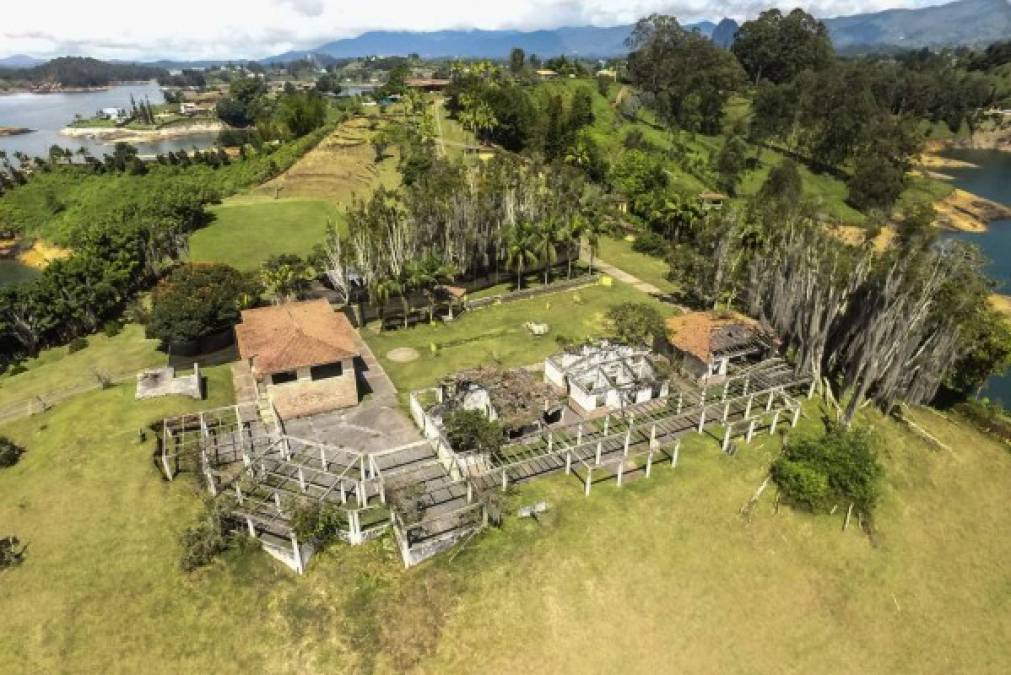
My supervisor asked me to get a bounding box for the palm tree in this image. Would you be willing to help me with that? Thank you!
[583,217,606,275]
[559,214,585,278]
[531,217,561,286]
[369,276,401,333]
[504,221,539,290]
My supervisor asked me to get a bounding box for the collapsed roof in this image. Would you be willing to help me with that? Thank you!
[665,310,774,363]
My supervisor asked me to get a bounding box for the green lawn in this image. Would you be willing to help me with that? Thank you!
[189,197,345,271]
[595,235,678,293]
[364,279,678,393]
[0,324,164,408]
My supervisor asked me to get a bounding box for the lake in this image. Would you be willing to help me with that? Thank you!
[940,148,1011,403]
[0,81,216,159]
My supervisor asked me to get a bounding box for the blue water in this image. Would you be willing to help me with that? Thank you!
[0,82,216,159]
[940,148,1011,403]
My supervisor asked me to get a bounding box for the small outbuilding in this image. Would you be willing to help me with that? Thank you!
[545,341,668,417]
[665,310,774,383]
[235,299,360,420]
[698,191,728,210]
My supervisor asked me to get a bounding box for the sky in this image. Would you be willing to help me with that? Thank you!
[2,0,954,62]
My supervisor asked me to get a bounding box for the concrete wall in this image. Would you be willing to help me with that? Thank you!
[266,358,358,419]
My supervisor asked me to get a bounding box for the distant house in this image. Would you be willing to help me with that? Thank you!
[406,78,451,92]
[98,107,126,122]
[535,69,559,80]
[595,68,617,80]
[545,341,668,417]
[235,299,360,420]
[699,191,728,210]
[665,310,774,383]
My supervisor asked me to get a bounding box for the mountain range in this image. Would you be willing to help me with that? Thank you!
[263,0,1009,62]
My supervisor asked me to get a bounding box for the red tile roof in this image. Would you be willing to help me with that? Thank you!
[235,299,358,376]
[665,310,765,362]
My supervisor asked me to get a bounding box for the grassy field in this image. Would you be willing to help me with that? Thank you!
[1,356,1009,672]
[254,115,401,205]
[363,279,678,393]
[189,196,344,271]
[0,324,164,407]
[595,235,677,293]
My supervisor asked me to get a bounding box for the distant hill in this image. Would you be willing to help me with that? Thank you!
[711,19,740,49]
[0,57,166,87]
[824,0,1011,50]
[265,22,717,63]
[0,54,43,68]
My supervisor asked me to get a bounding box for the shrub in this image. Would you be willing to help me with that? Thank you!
[7,364,27,377]
[606,302,665,347]
[0,536,26,568]
[179,503,230,572]
[290,499,347,547]
[444,409,505,455]
[67,336,88,353]
[631,230,669,258]
[0,437,25,468]
[772,426,882,516]
[101,320,123,337]
[148,263,255,345]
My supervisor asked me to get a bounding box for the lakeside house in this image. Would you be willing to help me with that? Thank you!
[98,107,127,122]
[235,299,360,420]
[665,310,774,383]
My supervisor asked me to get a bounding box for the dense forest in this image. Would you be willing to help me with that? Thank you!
[0,57,167,88]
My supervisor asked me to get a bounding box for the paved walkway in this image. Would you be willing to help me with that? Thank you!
[581,244,688,312]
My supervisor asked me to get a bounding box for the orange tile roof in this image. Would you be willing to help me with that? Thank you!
[665,310,764,362]
[235,299,358,376]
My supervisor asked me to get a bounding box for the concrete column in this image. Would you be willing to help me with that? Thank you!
[808,378,817,399]
[623,428,631,457]
[576,424,583,446]
[650,423,657,448]
[273,492,283,514]
[676,392,683,414]
[501,469,508,491]
[349,510,363,545]
[765,390,774,412]
[466,481,473,503]
[603,414,610,436]
[770,409,781,435]
[722,424,732,453]
[235,482,244,504]
[297,467,306,492]
[671,439,680,469]
[291,533,303,574]
[698,408,706,433]
[339,481,347,504]
[721,379,729,402]
[617,460,624,487]
[742,375,750,397]
[565,451,572,475]
[791,405,802,428]
[246,516,256,538]
[722,401,730,423]
[744,395,753,419]
[746,419,756,443]
[548,432,554,453]
[646,447,654,477]
[319,446,327,471]
[584,467,593,496]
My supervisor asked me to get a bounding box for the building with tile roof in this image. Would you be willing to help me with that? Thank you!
[665,310,774,383]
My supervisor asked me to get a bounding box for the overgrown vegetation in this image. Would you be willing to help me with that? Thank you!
[606,302,665,346]
[0,436,24,468]
[443,409,505,455]
[772,425,882,519]
[147,263,258,345]
[178,501,232,573]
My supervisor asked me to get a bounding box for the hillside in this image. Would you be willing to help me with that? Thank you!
[824,0,1011,50]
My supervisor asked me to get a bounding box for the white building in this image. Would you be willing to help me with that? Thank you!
[545,341,668,416]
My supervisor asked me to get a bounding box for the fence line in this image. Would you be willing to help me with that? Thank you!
[0,369,140,425]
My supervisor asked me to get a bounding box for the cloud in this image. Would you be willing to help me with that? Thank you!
[0,1,955,61]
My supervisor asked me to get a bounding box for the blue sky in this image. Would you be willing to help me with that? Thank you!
[2,0,957,61]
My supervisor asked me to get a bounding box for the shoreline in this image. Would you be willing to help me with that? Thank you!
[0,126,33,137]
[932,188,1011,233]
[60,121,226,144]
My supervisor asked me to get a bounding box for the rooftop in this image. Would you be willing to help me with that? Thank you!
[236,299,358,376]
[665,310,770,363]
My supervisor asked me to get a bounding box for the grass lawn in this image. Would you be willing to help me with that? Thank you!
[364,279,678,393]
[189,197,344,271]
[2,368,1009,671]
[0,324,164,408]
[595,235,677,293]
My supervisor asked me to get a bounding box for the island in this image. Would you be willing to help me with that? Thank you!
[0,126,33,137]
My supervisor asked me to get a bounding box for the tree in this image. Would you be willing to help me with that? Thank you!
[260,254,313,304]
[509,47,526,75]
[505,221,539,289]
[607,302,665,347]
[278,92,327,138]
[732,8,833,85]
[444,409,504,455]
[368,276,401,332]
[147,263,254,344]
[847,150,905,212]
[583,217,606,274]
[712,135,749,196]
[532,218,561,285]
[626,14,745,134]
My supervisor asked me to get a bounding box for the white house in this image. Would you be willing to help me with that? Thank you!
[98,107,126,122]
[545,341,668,416]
